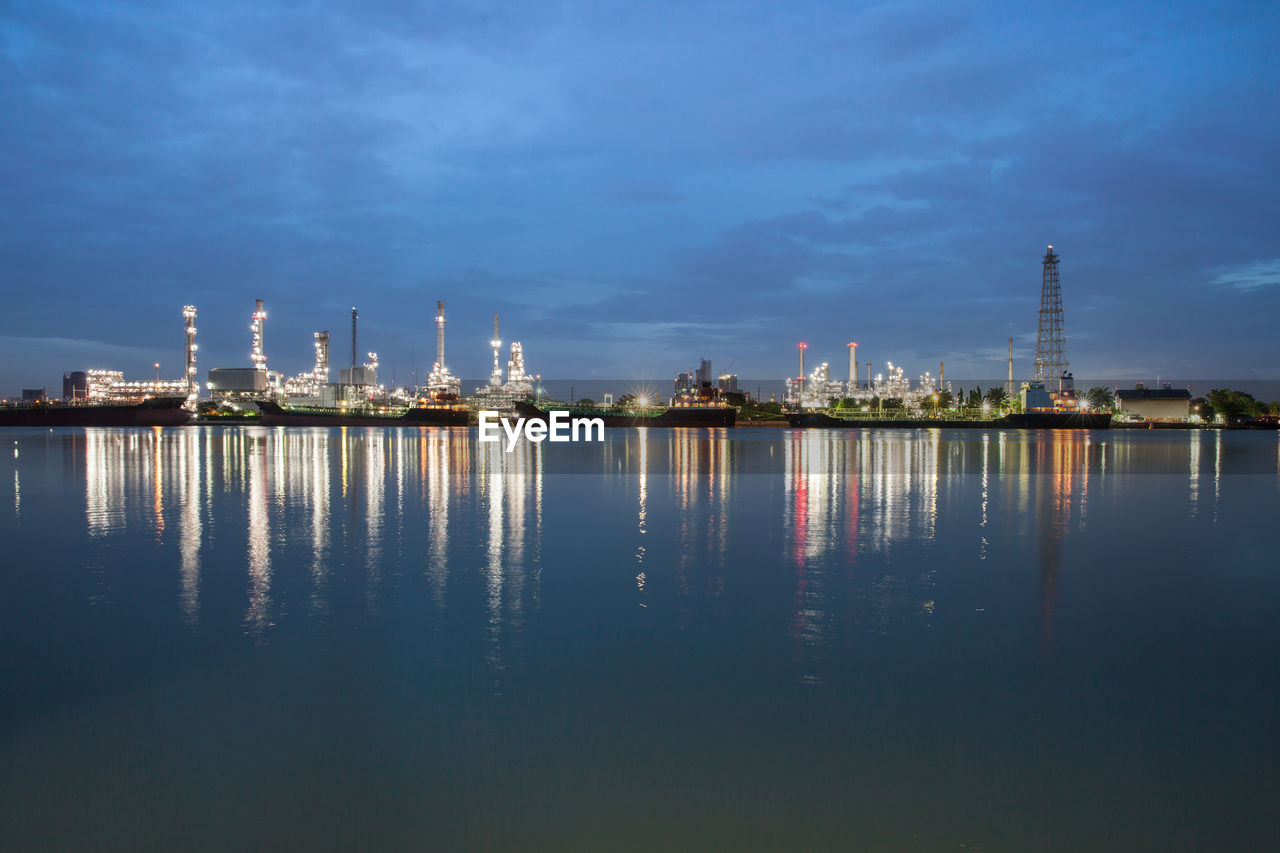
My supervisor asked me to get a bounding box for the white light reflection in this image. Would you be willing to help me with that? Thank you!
[244,435,272,638]
[86,430,126,537]
[484,439,507,679]
[1213,429,1222,524]
[310,432,331,615]
[364,431,386,615]
[1188,430,1201,518]
[178,430,201,626]
[979,432,989,560]
[426,430,451,611]
[636,427,647,577]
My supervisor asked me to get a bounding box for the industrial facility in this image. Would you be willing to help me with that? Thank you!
[55,305,200,407]
[1115,384,1193,419]
[5,244,1230,430]
[469,312,538,408]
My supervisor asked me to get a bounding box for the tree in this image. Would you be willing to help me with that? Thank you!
[576,398,596,408]
[1085,386,1114,411]
[966,388,983,408]
[983,387,1008,408]
[1206,388,1264,421]
[616,394,637,408]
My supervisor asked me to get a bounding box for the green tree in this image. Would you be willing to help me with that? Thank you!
[1084,386,1114,411]
[983,387,1008,408]
[966,388,983,408]
[1206,388,1264,421]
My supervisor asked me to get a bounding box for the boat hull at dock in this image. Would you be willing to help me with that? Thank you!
[0,396,192,427]
[258,400,470,427]
[514,401,735,428]
[785,410,1111,430]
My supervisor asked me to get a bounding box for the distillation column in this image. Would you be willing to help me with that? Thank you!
[250,299,267,372]
[183,305,198,408]
[490,313,503,389]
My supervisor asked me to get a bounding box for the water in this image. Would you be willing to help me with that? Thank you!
[2,427,1278,851]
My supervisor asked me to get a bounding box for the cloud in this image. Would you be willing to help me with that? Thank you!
[1210,260,1280,292]
[0,0,1278,387]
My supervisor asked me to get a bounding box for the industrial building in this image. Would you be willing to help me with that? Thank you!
[471,313,537,407]
[63,371,88,400]
[1115,384,1192,420]
[207,299,282,402]
[59,306,199,406]
[426,301,461,397]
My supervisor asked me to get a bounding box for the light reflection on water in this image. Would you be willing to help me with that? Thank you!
[38,425,1276,645]
[3,426,1280,850]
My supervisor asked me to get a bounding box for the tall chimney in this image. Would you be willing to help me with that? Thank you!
[435,301,446,369]
[1007,337,1014,397]
[491,313,502,387]
[847,342,857,390]
[798,342,807,398]
[939,360,944,390]
[351,308,358,369]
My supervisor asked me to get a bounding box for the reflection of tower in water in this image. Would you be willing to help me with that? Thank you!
[363,431,386,615]
[478,437,541,686]
[244,434,272,638]
[1033,435,1092,650]
[177,429,202,626]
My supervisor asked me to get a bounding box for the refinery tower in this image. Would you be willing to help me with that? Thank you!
[1033,245,1069,393]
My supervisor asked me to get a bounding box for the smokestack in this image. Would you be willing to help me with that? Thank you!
[1007,337,1014,397]
[866,360,871,391]
[351,308,358,369]
[847,342,857,389]
[798,342,807,398]
[940,360,944,390]
[491,312,502,387]
[435,301,446,369]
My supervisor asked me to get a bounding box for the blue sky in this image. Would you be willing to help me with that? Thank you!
[2,0,1278,392]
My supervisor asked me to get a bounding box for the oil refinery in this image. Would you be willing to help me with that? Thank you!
[2,246,1242,430]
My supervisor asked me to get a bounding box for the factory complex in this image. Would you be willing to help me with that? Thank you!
[3,246,1254,428]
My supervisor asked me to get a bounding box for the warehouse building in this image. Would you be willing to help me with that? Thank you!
[1115,384,1191,420]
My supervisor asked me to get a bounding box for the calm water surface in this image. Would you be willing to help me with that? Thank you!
[2,427,1278,851]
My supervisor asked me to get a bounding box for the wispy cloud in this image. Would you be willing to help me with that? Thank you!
[1210,259,1280,292]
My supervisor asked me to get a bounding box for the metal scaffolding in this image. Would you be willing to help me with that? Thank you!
[1033,245,1069,392]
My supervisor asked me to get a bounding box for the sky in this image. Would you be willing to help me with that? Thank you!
[2,0,1278,393]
